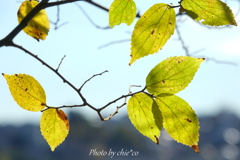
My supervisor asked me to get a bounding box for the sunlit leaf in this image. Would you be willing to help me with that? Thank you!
[2,73,46,112]
[146,56,205,96]
[181,0,237,26]
[17,0,50,41]
[155,95,199,153]
[127,93,163,144]
[41,108,69,151]
[130,3,176,65]
[109,0,136,28]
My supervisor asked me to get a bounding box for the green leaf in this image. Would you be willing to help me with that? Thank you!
[146,56,205,96]
[181,0,237,26]
[127,93,163,144]
[129,3,176,65]
[155,95,199,153]
[2,73,46,112]
[109,0,136,28]
[41,108,69,151]
[17,0,50,41]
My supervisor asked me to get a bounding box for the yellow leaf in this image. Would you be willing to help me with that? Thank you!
[127,93,163,144]
[17,0,50,41]
[155,95,200,152]
[2,73,46,112]
[40,108,69,151]
[129,3,176,65]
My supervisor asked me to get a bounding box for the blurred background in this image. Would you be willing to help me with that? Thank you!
[1,0,240,159]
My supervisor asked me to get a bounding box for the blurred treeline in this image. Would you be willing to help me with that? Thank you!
[0,110,240,160]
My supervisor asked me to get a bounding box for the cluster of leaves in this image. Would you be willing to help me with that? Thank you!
[2,0,237,152]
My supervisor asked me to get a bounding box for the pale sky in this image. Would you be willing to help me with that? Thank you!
[1,0,240,125]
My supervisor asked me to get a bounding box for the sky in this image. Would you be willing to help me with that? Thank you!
[1,0,240,125]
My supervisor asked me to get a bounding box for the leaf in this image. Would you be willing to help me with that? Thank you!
[127,93,163,144]
[146,56,205,96]
[41,108,69,151]
[17,0,50,41]
[129,3,176,65]
[181,0,237,26]
[155,95,199,152]
[2,73,46,112]
[109,0,136,28]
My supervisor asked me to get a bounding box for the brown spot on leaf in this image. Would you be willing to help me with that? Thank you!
[25,88,28,91]
[154,135,159,145]
[151,29,155,35]
[151,127,154,129]
[41,102,46,106]
[57,109,69,130]
[198,58,205,61]
[184,118,192,123]
[169,22,172,25]
[161,80,165,83]
[191,145,200,153]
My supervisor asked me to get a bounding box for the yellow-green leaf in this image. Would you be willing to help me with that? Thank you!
[109,0,136,28]
[181,0,237,26]
[127,93,163,144]
[17,0,50,41]
[146,56,205,96]
[41,108,69,151]
[155,95,199,152]
[130,3,176,65]
[2,73,46,112]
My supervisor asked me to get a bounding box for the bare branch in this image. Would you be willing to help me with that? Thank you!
[75,3,110,29]
[98,39,130,50]
[102,85,143,121]
[103,103,126,121]
[176,25,190,56]
[128,85,141,94]
[50,4,68,30]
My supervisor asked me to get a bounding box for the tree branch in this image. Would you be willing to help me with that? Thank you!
[6,42,145,121]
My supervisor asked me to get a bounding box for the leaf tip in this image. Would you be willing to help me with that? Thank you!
[2,73,5,76]
[191,145,200,153]
[51,147,56,152]
[198,58,205,62]
[154,135,159,145]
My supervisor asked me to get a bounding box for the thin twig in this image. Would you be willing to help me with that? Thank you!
[50,4,68,30]
[103,103,127,121]
[176,25,190,56]
[56,55,66,71]
[102,85,142,121]
[79,70,108,91]
[98,39,130,50]
[75,3,110,29]
[195,55,238,66]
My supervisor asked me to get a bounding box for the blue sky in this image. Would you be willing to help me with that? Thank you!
[1,0,240,125]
